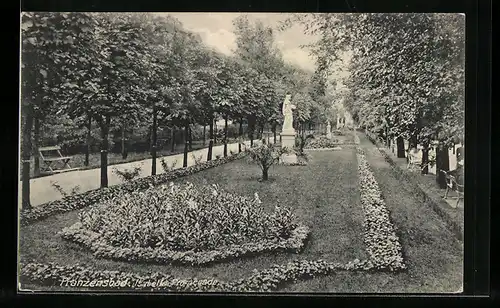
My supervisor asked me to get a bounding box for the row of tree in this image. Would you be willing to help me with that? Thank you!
[20,13,336,208]
[284,13,465,187]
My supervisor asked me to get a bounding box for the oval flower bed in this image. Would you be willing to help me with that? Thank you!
[59,182,310,265]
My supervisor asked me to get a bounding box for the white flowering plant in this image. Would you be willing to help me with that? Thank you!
[356,147,406,271]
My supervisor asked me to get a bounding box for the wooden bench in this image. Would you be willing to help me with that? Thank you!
[439,169,464,208]
[38,146,78,175]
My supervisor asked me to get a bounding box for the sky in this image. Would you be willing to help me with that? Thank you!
[160,13,320,72]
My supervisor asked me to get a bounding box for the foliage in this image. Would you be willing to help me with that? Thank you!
[49,181,81,198]
[160,158,178,173]
[295,134,315,155]
[305,135,341,149]
[190,153,203,165]
[345,14,464,147]
[356,147,406,271]
[112,166,142,182]
[247,143,288,181]
[65,182,302,252]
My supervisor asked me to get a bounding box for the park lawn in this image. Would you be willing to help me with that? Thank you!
[19,147,368,291]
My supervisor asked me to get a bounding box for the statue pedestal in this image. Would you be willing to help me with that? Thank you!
[280,129,297,164]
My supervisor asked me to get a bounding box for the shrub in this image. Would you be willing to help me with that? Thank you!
[247,143,288,181]
[190,153,203,165]
[50,181,81,198]
[65,182,303,250]
[295,134,315,155]
[160,158,178,172]
[112,166,142,182]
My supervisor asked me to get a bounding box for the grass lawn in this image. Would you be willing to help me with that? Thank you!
[19,147,368,291]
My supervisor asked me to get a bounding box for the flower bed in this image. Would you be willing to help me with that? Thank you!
[19,259,376,292]
[20,152,248,226]
[356,147,406,271]
[305,136,342,149]
[59,182,310,265]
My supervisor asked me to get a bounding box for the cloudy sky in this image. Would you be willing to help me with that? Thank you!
[161,13,319,72]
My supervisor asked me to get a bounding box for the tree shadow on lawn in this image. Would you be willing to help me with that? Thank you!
[19,148,369,290]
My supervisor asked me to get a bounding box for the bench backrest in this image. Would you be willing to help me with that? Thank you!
[39,146,61,152]
[39,146,62,159]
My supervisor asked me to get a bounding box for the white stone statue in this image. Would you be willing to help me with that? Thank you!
[326,121,332,139]
[282,94,296,131]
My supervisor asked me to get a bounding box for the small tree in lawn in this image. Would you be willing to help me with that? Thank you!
[248,143,287,181]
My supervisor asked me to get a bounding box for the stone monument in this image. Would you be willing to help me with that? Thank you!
[326,121,332,139]
[280,94,298,164]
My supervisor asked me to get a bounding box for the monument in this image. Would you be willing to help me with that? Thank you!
[326,121,332,139]
[280,94,298,164]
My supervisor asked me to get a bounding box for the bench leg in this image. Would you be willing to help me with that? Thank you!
[443,186,449,199]
[43,161,54,173]
[62,159,72,170]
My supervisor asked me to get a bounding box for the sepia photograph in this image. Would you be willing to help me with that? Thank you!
[18,12,465,293]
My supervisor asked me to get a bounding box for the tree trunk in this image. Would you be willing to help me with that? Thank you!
[223,115,228,157]
[250,129,254,147]
[214,119,217,145]
[421,143,430,175]
[238,118,243,153]
[100,115,111,188]
[183,123,189,167]
[21,109,33,209]
[170,127,175,152]
[121,123,127,159]
[203,125,206,146]
[262,167,269,181]
[33,116,40,177]
[85,112,91,166]
[188,125,193,151]
[207,117,214,161]
[396,136,405,158]
[151,104,157,176]
[409,133,418,149]
[436,143,450,189]
[272,123,277,144]
[248,118,255,147]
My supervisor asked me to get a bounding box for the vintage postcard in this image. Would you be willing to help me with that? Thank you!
[18,12,465,293]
